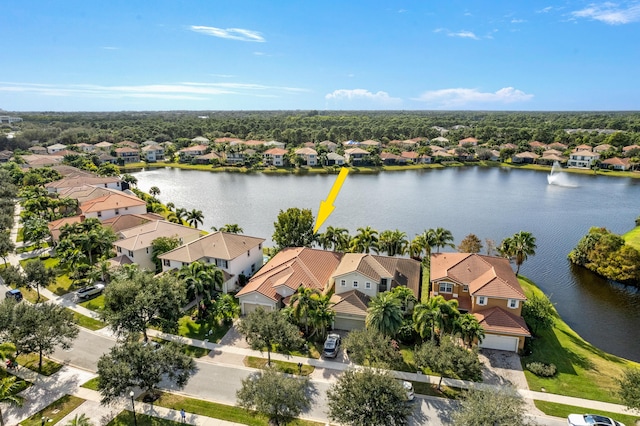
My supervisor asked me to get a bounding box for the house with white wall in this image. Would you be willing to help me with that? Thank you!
[79,192,147,220]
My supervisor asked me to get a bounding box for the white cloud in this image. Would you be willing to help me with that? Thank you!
[537,6,554,13]
[102,46,118,50]
[572,2,640,24]
[434,28,480,40]
[0,81,308,100]
[511,19,527,23]
[189,26,265,42]
[413,87,533,108]
[325,89,402,106]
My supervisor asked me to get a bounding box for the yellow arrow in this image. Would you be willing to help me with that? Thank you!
[314,168,350,233]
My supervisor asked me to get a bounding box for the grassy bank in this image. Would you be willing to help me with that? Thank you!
[519,277,639,404]
[624,226,640,251]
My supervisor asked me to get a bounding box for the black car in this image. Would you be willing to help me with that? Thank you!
[322,333,341,358]
[5,289,23,302]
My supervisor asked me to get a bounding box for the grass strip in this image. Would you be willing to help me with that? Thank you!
[244,356,315,376]
[16,353,64,376]
[151,391,322,426]
[534,400,639,426]
[70,309,106,330]
[81,376,100,391]
[410,380,459,399]
[519,277,640,404]
[107,411,183,425]
[19,395,85,425]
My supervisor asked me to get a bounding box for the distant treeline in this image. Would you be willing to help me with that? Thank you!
[2,110,640,151]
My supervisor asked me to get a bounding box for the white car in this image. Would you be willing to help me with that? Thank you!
[567,414,625,426]
[401,380,415,401]
[75,283,105,301]
[322,333,341,358]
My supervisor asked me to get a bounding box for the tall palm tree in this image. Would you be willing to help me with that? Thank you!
[350,226,379,254]
[308,294,334,339]
[432,227,455,253]
[175,207,188,223]
[186,209,204,229]
[366,292,404,337]
[378,229,408,257]
[320,226,350,251]
[149,186,161,197]
[219,224,243,234]
[179,261,223,317]
[500,231,537,275]
[289,286,320,334]
[412,295,460,340]
[0,376,24,426]
[454,313,485,348]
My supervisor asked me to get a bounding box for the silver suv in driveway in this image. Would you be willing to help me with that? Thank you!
[75,283,105,301]
[322,333,341,358]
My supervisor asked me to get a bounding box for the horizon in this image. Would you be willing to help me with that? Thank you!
[2,1,640,112]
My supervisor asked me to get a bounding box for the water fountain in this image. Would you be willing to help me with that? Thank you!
[547,161,577,187]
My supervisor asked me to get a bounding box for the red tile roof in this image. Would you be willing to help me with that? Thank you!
[473,307,530,336]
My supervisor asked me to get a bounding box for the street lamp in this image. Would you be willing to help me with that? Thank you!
[129,391,138,426]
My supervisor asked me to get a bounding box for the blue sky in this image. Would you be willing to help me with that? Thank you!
[1,0,639,111]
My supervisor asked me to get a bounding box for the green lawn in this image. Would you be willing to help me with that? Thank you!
[79,293,105,311]
[244,356,315,376]
[534,401,639,426]
[623,226,640,251]
[15,242,49,254]
[70,309,106,330]
[151,391,323,426]
[519,277,639,404]
[107,411,184,426]
[177,315,231,342]
[410,380,459,399]
[16,353,64,376]
[81,376,100,391]
[16,227,23,242]
[19,395,85,425]
[151,337,210,358]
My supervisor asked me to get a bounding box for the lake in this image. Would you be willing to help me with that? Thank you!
[132,166,640,362]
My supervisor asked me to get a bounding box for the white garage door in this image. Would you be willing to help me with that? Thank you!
[242,303,272,315]
[479,334,519,352]
[333,317,364,331]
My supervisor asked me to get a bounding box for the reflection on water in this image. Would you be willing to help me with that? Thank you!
[133,166,640,361]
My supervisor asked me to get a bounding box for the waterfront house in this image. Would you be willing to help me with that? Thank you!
[141,144,165,162]
[601,157,631,171]
[568,150,600,168]
[114,147,140,164]
[511,151,539,164]
[79,192,147,220]
[263,148,288,166]
[325,152,345,166]
[294,147,318,166]
[344,147,370,165]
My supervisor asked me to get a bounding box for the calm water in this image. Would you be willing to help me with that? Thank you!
[133,166,640,362]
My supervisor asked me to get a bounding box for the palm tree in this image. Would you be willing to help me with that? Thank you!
[412,295,460,340]
[366,292,404,337]
[500,231,537,275]
[219,224,243,234]
[179,261,223,317]
[350,226,379,254]
[290,286,320,334]
[320,226,350,251]
[121,173,138,187]
[0,376,24,426]
[308,294,334,339]
[175,207,188,223]
[432,227,455,253]
[149,186,161,197]
[65,413,94,426]
[165,202,175,212]
[390,286,417,315]
[454,313,485,348]
[186,209,204,229]
[378,229,408,257]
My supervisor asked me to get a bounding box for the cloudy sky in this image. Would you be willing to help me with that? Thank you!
[1,0,639,111]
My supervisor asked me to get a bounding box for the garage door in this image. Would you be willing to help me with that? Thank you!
[333,317,364,331]
[242,303,273,315]
[479,334,519,352]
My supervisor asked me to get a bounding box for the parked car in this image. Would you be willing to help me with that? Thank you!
[322,333,341,358]
[5,289,23,302]
[75,283,105,301]
[567,414,625,426]
[400,380,415,401]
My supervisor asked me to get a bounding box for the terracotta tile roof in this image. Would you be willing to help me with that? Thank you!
[46,175,122,190]
[115,221,202,251]
[264,148,288,155]
[622,144,640,152]
[80,192,146,214]
[57,185,120,203]
[159,231,265,264]
[570,150,599,157]
[114,147,138,154]
[95,141,113,148]
[330,289,371,316]
[601,157,630,166]
[295,147,317,155]
[431,253,526,300]
[102,213,164,233]
[514,151,539,159]
[48,216,84,242]
[473,307,530,336]
[344,147,369,155]
[21,154,64,167]
[179,144,208,153]
[244,140,265,146]
[401,151,419,159]
[529,141,547,148]
[236,247,343,302]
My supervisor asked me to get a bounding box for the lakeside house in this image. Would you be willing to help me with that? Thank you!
[568,150,600,168]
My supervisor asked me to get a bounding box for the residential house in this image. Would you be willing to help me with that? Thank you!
[380,152,406,165]
[118,140,140,149]
[458,137,479,147]
[79,192,147,220]
[47,216,85,244]
[548,142,568,151]
[263,148,288,166]
[623,145,640,156]
[319,141,338,152]
[113,221,202,272]
[528,141,547,150]
[601,157,632,171]
[0,150,12,163]
[511,151,539,164]
[226,149,255,165]
[400,151,419,163]
[330,253,421,330]
[178,144,209,160]
[325,152,345,166]
[192,136,210,145]
[573,144,592,152]
[95,141,113,152]
[47,143,68,154]
[430,137,450,145]
[264,140,286,149]
[114,147,140,164]
[343,147,370,165]
[359,140,381,151]
[21,154,64,167]
[28,146,48,155]
[96,153,118,164]
[594,144,615,153]
[74,143,95,153]
[101,213,165,234]
[45,175,123,193]
[194,151,225,165]
[294,147,318,166]
[430,253,530,351]
[159,231,265,293]
[141,144,165,162]
[568,150,600,168]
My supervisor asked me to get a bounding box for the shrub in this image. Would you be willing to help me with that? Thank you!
[526,361,557,377]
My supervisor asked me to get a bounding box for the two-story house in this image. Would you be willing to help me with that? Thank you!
[141,144,165,162]
[112,220,202,272]
[568,150,600,169]
[114,147,140,164]
[263,148,288,166]
[430,253,530,352]
[344,147,370,165]
[178,144,209,160]
[79,192,147,220]
[158,231,265,293]
[294,147,318,166]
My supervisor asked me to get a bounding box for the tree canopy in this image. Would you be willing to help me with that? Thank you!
[272,207,316,250]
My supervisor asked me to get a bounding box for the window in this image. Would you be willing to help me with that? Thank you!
[182,262,188,267]
[247,250,250,257]
[259,243,262,250]
[128,250,134,257]
[340,279,346,287]
[477,296,487,305]
[462,285,469,292]
[97,211,102,217]
[508,299,519,309]
[146,247,149,254]
[163,259,170,266]
[353,281,358,288]
[439,283,453,293]
[115,209,120,215]
[117,247,122,253]
[125,207,129,211]
[365,282,371,289]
